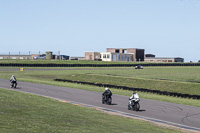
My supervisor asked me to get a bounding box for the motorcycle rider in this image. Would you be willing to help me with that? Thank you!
[129,92,139,104]
[10,75,17,84]
[102,87,112,101]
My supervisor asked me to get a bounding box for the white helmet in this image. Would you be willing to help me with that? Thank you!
[105,87,108,91]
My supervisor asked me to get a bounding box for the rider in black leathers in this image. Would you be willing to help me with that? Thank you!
[102,88,112,101]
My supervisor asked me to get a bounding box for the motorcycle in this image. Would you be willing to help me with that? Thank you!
[128,93,140,111]
[102,94,112,105]
[10,81,17,88]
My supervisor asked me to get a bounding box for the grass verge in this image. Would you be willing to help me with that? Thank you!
[0,88,182,133]
[0,67,200,107]
[58,74,200,95]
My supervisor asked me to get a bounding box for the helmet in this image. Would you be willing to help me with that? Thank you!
[133,92,136,94]
[105,88,108,91]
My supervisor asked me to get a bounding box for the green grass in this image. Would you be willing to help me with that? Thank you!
[58,73,200,95]
[0,66,200,107]
[0,88,182,133]
[2,66,199,95]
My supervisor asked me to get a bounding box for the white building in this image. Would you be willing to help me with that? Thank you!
[100,52,133,62]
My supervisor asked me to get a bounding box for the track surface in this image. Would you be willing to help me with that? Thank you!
[0,78,200,131]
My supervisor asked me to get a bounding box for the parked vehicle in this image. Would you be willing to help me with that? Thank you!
[10,81,17,88]
[57,55,69,60]
[128,93,140,111]
[135,65,143,69]
[33,55,46,59]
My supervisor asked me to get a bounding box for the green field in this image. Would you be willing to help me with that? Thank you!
[0,88,182,133]
[0,66,200,132]
[0,66,200,107]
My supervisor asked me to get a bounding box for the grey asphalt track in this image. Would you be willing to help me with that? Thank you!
[0,78,200,131]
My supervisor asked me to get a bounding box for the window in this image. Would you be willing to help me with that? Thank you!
[123,49,127,53]
[115,49,119,53]
[107,54,110,59]
[103,54,106,58]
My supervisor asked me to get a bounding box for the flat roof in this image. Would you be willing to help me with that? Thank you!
[145,57,184,59]
[107,48,144,50]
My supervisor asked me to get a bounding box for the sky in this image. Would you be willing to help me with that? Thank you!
[0,0,200,62]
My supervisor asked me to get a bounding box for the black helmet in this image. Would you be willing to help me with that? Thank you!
[133,92,136,94]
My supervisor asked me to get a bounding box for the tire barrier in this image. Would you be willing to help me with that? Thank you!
[0,63,200,67]
[54,79,200,100]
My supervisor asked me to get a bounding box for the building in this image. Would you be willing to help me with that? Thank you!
[145,54,155,58]
[85,51,133,62]
[85,52,101,61]
[0,54,32,59]
[106,48,144,61]
[100,52,133,62]
[85,48,144,62]
[144,57,184,62]
[70,57,85,60]
[0,51,70,60]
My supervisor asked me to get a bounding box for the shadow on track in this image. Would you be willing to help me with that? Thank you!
[12,87,21,89]
[110,103,118,105]
[137,109,146,112]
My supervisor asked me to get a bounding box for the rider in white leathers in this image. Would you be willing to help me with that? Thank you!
[10,75,17,83]
[129,92,139,104]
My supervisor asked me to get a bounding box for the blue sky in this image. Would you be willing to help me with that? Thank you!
[0,0,200,62]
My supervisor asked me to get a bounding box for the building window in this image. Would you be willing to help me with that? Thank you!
[107,54,110,59]
[123,49,127,53]
[103,54,106,58]
[115,49,119,53]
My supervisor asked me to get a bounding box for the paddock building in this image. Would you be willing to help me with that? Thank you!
[0,55,32,59]
[85,48,144,62]
[144,57,184,62]
[106,48,144,61]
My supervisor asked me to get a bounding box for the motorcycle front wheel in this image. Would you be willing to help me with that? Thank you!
[14,83,17,88]
[102,98,105,104]
[128,104,131,110]
[107,97,112,105]
[133,103,140,111]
